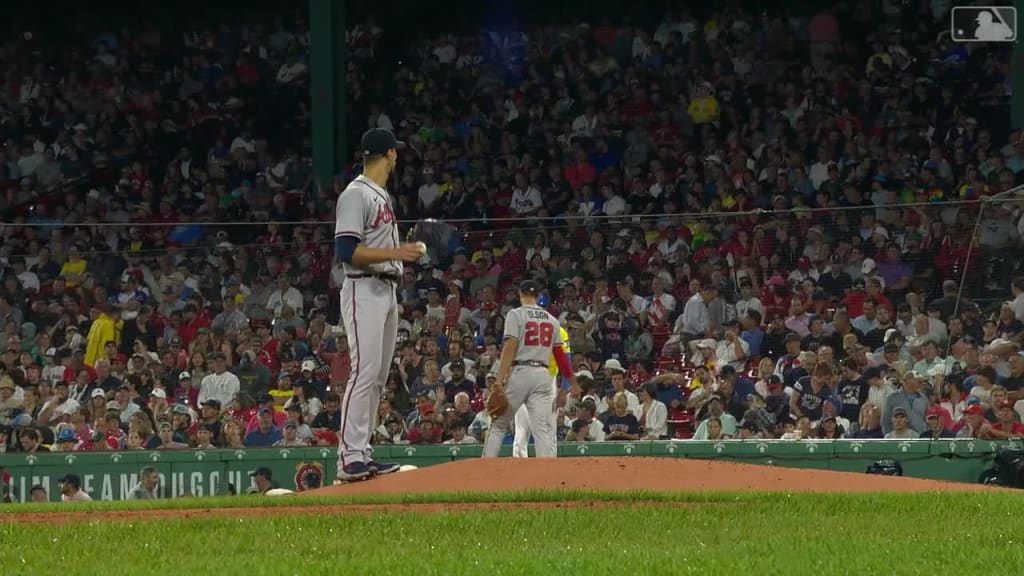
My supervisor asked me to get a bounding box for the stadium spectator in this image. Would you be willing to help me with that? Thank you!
[57,473,91,502]
[244,408,282,447]
[637,382,668,440]
[920,405,955,439]
[29,485,48,503]
[127,466,160,499]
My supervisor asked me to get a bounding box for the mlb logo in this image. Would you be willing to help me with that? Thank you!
[951,6,1017,42]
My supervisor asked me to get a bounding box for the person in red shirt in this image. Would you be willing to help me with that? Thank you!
[406,412,443,444]
[444,279,464,331]
[564,148,597,191]
[175,371,200,407]
[957,404,996,438]
[314,330,351,393]
[934,234,978,282]
[70,407,94,451]
[719,229,753,261]
[843,276,892,313]
[245,393,288,434]
[840,278,868,318]
[177,304,211,348]
[498,237,527,283]
[250,320,280,373]
[234,54,261,85]
[651,111,679,148]
[307,242,332,278]
[925,403,955,433]
[619,91,653,124]
[102,413,125,449]
[62,350,97,384]
[761,277,791,320]
[990,400,1024,438]
[863,277,894,316]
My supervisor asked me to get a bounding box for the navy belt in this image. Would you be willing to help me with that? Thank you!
[348,273,400,283]
[513,360,548,368]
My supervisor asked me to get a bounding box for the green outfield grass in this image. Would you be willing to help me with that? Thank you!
[3,491,1024,575]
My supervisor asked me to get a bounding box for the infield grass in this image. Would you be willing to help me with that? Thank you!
[3,491,1024,575]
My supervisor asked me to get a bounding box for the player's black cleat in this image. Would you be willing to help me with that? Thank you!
[337,462,373,481]
[367,461,401,476]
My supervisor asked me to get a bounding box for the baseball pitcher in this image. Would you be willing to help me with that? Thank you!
[333,128,425,481]
[483,280,575,458]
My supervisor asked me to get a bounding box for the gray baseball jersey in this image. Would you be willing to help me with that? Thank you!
[486,303,563,459]
[334,175,402,277]
[504,305,565,364]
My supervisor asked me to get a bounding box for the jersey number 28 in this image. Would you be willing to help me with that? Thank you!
[523,321,554,347]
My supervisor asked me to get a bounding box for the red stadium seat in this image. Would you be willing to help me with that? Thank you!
[667,408,695,439]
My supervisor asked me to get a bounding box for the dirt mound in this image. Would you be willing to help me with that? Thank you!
[310,457,996,496]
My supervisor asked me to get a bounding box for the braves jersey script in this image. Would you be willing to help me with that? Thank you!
[504,305,565,364]
[334,175,402,277]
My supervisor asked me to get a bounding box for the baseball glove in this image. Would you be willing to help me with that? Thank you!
[486,385,509,418]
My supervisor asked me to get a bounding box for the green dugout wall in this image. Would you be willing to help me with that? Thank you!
[2,440,1017,502]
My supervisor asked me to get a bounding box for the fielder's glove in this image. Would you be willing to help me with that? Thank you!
[486,384,509,418]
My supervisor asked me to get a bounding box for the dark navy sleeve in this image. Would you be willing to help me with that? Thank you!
[335,235,360,263]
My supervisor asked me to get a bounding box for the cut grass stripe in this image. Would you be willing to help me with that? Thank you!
[1,488,1020,515]
[2,493,1024,576]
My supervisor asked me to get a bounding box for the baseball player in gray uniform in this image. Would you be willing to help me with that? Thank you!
[334,128,425,481]
[483,280,576,459]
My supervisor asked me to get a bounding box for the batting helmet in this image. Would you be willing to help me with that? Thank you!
[537,293,550,308]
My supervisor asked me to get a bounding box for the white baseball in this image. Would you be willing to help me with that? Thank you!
[415,241,427,255]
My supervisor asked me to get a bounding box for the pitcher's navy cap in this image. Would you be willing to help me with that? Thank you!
[361,128,406,156]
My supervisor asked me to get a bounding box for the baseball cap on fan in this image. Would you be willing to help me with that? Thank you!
[360,128,406,157]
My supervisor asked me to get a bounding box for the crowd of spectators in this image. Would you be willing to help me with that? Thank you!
[2,1,1024,484]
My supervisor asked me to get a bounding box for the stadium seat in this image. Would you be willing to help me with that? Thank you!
[667,409,695,439]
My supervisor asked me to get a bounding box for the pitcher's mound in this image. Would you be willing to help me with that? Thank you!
[308,457,996,496]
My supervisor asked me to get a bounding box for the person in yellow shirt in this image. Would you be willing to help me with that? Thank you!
[865,51,892,76]
[687,82,720,125]
[85,304,122,367]
[549,326,572,381]
[512,293,571,458]
[59,244,88,288]
[270,372,294,410]
[471,236,503,264]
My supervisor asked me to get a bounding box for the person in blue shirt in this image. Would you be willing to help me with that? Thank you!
[740,310,764,358]
[244,409,283,447]
[717,365,757,420]
[603,393,641,441]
